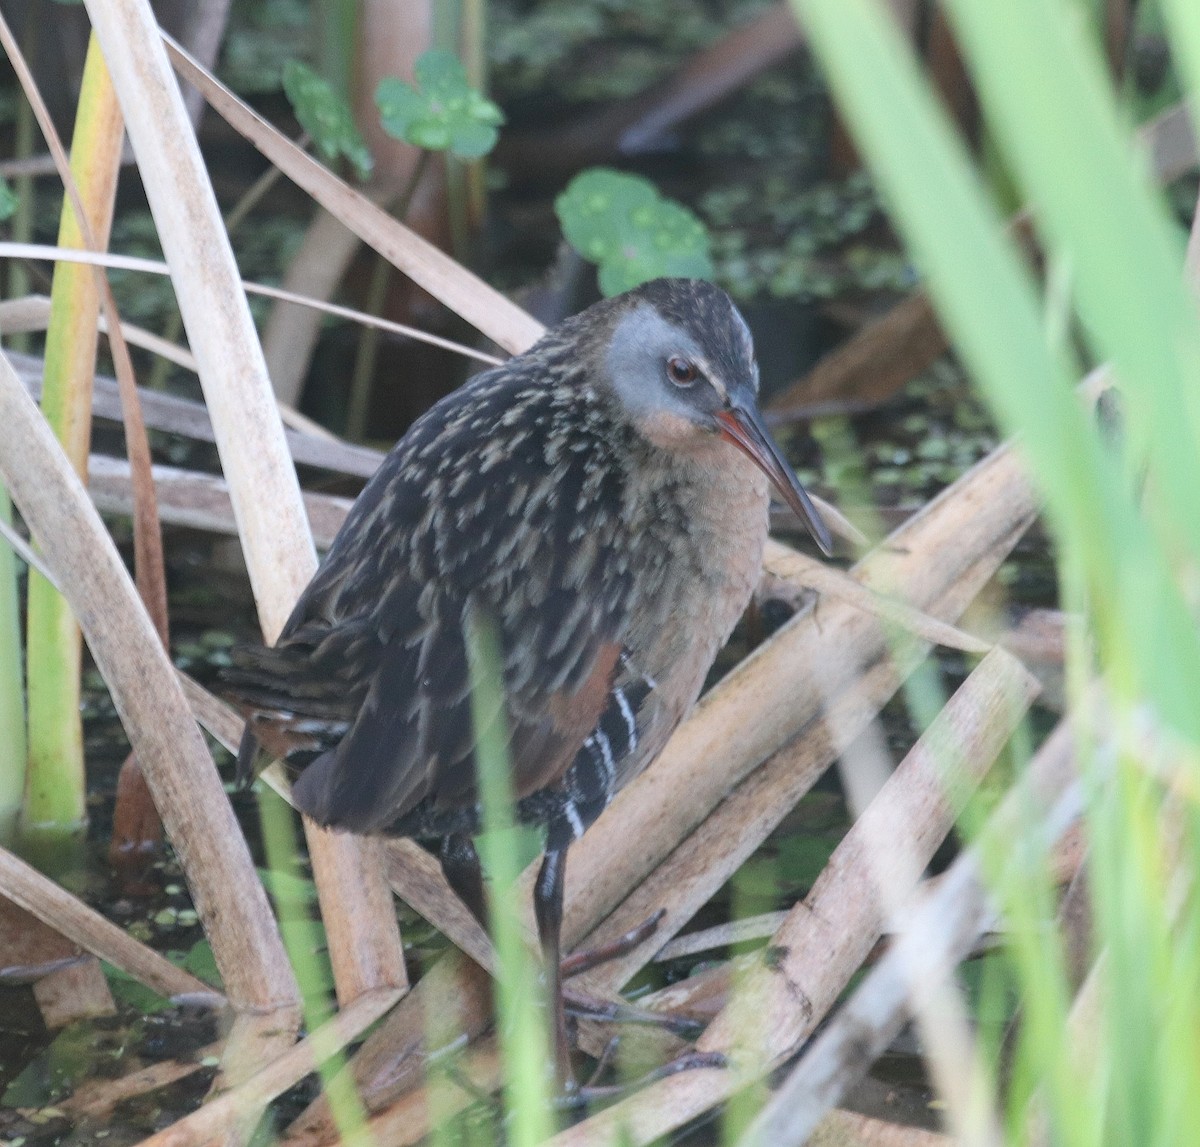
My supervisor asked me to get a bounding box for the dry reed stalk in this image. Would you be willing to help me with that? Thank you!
[0,897,89,980]
[287,956,496,1143]
[769,558,990,654]
[87,457,354,551]
[58,1043,223,1121]
[748,718,1079,1147]
[31,960,117,1029]
[78,2,316,629]
[0,258,503,372]
[346,1041,503,1147]
[81,0,405,1017]
[0,897,115,1026]
[163,37,545,356]
[821,670,1006,1145]
[0,845,221,1006]
[7,344,385,479]
[135,986,403,1147]
[0,357,285,1006]
[547,647,1039,1146]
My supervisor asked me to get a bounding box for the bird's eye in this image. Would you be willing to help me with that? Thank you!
[666,356,698,386]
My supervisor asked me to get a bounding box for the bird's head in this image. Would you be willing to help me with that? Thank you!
[597,278,832,556]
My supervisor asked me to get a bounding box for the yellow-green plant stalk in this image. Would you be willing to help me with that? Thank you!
[22,34,124,842]
[257,784,371,1144]
[0,488,26,846]
[466,609,554,1145]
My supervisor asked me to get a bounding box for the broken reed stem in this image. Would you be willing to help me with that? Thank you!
[0,844,222,1007]
[82,0,405,1013]
[0,352,295,1017]
[547,647,1039,1147]
[744,718,1080,1147]
[87,456,354,551]
[163,35,545,357]
[57,1043,223,1122]
[136,987,402,1147]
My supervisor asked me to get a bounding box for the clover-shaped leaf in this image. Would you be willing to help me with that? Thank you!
[376,49,505,159]
[282,60,373,180]
[555,168,714,296]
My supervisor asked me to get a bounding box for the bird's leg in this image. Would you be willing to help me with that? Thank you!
[559,908,666,978]
[440,834,488,928]
[561,991,706,1040]
[534,845,574,1093]
[560,909,705,1037]
[442,836,576,1092]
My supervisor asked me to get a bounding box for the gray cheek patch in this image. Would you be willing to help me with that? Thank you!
[605,305,712,422]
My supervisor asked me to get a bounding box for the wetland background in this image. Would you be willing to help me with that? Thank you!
[0,1,1195,1145]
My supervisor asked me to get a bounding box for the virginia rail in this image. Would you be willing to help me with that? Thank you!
[225,277,832,1086]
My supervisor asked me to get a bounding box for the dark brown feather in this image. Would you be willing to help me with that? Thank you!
[223,278,809,849]
[225,325,644,833]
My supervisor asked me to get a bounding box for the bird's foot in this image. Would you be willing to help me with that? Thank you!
[562,987,705,1040]
[560,908,666,979]
[552,1045,727,1109]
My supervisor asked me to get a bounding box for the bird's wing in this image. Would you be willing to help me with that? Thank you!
[226,367,638,834]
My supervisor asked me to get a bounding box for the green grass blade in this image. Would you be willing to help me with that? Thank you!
[466,607,554,1145]
[788,2,1200,1143]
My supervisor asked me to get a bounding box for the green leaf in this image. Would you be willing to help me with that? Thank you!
[555,168,714,296]
[282,60,373,180]
[376,49,504,159]
[102,961,173,1015]
[0,177,17,223]
[179,939,221,987]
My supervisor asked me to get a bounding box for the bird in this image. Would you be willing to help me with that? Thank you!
[224,277,832,1087]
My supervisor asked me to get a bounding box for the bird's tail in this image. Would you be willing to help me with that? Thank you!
[235,724,262,789]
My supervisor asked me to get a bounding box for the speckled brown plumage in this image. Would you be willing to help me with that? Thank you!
[224,277,830,1086]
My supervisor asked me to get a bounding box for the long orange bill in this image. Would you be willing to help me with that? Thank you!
[715,404,834,556]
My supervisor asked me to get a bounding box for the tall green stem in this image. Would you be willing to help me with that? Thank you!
[22,33,124,844]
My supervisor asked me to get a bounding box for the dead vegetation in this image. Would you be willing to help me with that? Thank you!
[0,3,1190,1146]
